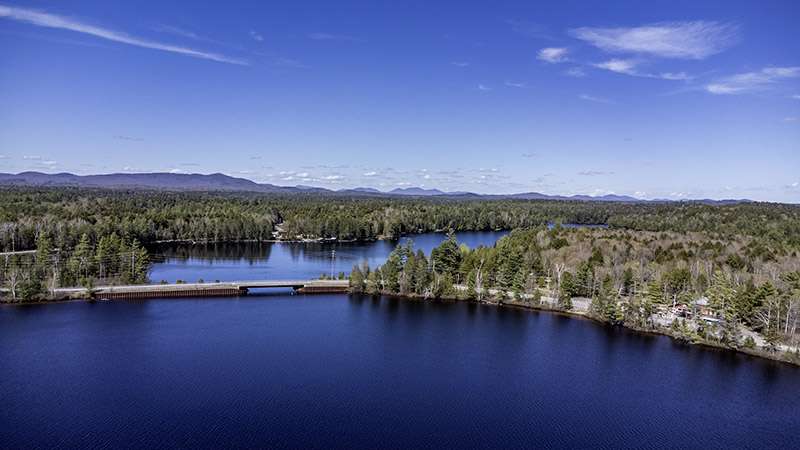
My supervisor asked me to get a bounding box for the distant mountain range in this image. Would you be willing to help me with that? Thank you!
[0,171,752,204]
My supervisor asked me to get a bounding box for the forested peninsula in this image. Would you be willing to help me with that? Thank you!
[349,226,800,364]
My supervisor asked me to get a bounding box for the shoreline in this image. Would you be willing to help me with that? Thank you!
[147,229,512,246]
[4,283,798,368]
[370,291,800,367]
[4,228,516,253]
[500,301,800,367]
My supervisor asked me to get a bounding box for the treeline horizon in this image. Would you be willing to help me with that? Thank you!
[2,186,799,252]
[1,186,799,304]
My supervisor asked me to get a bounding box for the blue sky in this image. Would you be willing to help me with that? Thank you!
[1,0,798,201]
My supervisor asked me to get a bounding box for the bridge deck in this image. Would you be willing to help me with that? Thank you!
[0,279,351,301]
[80,279,349,293]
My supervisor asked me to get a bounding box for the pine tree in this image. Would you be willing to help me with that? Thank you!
[131,240,150,283]
[497,246,522,290]
[412,250,429,295]
[350,264,365,293]
[559,272,575,309]
[646,280,664,305]
[118,239,132,283]
[68,233,93,284]
[466,269,478,300]
[512,268,526,297]
[431,231,461,278]
[707,270,736,319]
[365,269,380,295]
[588,247,604,267]
[601,275,619,323]
[439,273,456,298]
[95,235,113,280]
[707,270,741,346]
[575,261,594,297]
[33,232,53,296]
[381,245,404,293]
[34,232,53,279]
[622,267,634,296]
[432,273,451,298]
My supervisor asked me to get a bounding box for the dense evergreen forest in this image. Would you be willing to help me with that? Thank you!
[1,186,799,310]
[350,227,800,360]
[2,187,799,250]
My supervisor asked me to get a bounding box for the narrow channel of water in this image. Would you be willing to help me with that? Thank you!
[147,231,509,283]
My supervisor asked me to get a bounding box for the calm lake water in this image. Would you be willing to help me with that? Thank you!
[2,231,799,449]
[147,230,509,284]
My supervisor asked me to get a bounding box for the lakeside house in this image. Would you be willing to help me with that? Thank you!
[691,296,724,324]
[693,296,712,316]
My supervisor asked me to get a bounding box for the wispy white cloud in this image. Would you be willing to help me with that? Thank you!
[705,67,800,95]
[564,67,585,77]
[593,58,638,75]
[308,32,359,42]
[570,21,737,59]
[792,94,800,100]
[249,30,263,42]
[670,191,690,199]
[578,170,614,176]
[363,171,378,177]
[537,47,568,63]
[579,94,613,104]
[587,188,617,197]
[153,24,203,41]
[113,135,144,141]
[0,4,248,65]
[477,84,492,91]
[784,117,799,122]
[505,81,526,88]
[22,155,57,167]
[658,72,692,81]
[592,58,693,81]
[451,61,470,67]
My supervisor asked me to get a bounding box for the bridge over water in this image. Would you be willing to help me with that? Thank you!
[37,279,351,301]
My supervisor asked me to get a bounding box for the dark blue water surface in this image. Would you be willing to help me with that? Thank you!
[147,231,508,283]
[2,232,799,449]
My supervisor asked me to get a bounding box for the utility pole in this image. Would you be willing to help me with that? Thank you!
[330,249,336,279]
